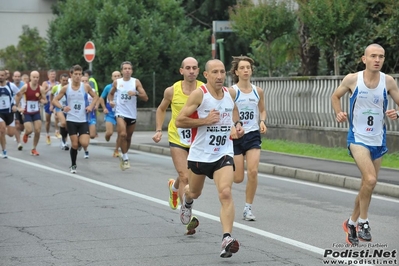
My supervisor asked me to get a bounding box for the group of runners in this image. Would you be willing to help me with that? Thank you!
[0,62,149,174]
[2,44,399,258]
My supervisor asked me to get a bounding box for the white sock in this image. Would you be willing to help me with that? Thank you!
[348,217,357,226]
[123,153,128,160]
[172,181,178,192]
[245,203,252,209]
[358,218,368,224]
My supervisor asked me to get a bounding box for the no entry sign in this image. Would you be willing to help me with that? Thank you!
[83,41,95,63]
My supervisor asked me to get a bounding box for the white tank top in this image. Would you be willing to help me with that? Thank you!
[66,82,87,123]
[349,71,387,146]
[188,85,235,163]
[115,77,137,119]
[54,84,67,107]
[233,84,260,133]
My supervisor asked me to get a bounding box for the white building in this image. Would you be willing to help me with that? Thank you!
[0,0,55,50]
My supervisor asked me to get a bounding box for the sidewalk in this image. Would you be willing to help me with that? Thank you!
[89,131,399,198]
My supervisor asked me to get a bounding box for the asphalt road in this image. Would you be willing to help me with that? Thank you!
[1,136,398,266]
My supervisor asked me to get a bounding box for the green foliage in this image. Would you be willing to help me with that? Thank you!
[229,0,296,77]
[47,0,210,106]
[298,0,367,75]
[261,138,399,169]
[181,0,251,69]
[0,26,48,71]
[47,0,101,70]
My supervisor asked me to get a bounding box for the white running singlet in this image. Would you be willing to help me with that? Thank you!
[188,85,235,163]
[66,82,87,123]
[233,84,260,133]
[115,77,137,119]
[349,71,387,146]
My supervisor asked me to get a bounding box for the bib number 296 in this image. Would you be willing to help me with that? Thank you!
[209,135,226,146]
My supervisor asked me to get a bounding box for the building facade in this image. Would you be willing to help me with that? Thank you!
[0,0,55,51]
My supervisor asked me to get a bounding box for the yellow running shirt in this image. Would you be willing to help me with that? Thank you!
[168,80,203,147]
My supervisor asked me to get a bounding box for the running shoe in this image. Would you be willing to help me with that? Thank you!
[180,195,192,225]
[55,131,62,139]
[61,142,70,151]
[84,151,89,159]
[168,179,179,210]
[342,219,359,245]
[220,236,240,258]
[78,143,82,151]
[17,143,23,151]
[23,134,28,143]
[119,157,130,171]
[185,216,199,235]
[124,160,130,169]
[31,149,39,156]
[243,207,256,221]
[113,151,120,157]
[70,165,77,174]
[2,150,7,159]
[105,135,110,142]
[358,221,372,242]
[46,135,51,145]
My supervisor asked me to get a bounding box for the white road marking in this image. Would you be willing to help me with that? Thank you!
[8,156,373,265]
[133,150,399,203]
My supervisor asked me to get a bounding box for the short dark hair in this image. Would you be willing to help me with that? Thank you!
[70,65,83,73]
[84,69,92,76]
[60,73,69,79]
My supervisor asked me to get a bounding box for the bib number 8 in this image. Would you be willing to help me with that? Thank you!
[367,116,374,126]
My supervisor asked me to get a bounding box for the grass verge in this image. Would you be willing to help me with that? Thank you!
[261,139,399,170]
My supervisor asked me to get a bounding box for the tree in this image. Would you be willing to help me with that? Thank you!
[47,0,210,106]
[295,0,320,76]
[0,26,48,71]
[298,0,366,75]
[47,0,101,70]
[181,0,251,69]
[229,0,296,77]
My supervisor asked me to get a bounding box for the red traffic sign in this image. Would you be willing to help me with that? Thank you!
[83,41,95,63]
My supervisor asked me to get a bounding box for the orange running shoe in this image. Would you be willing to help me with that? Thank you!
[168,179,179,210]
[31,149,39,156]
[23,134,28,143]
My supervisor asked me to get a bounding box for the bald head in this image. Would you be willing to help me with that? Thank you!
[205,59,224,71]
[364,43,384,56]
[180,57,199,82]
[30,71,40,86]
[30,71,39,78]
[181,57,198,68]
[111,71,121,81]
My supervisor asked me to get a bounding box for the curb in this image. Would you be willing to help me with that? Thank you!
[91,142,399,199]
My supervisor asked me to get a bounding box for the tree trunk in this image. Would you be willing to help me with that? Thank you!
[298,19,320,76]
[333,49,340,75]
